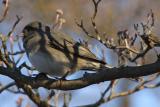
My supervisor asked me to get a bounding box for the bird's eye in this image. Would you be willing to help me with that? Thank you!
[26,26,34,32]
[23,26,34,34]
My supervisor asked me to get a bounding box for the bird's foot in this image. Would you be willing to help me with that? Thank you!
[35,73,48,80]
[55,71,70,80]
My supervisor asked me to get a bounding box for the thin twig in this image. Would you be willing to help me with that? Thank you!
[0,0,9,23]
[7,15,23,37]
[0,82,16,93]
[92,0,102,19]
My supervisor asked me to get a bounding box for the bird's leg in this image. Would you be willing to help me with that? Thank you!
[54,71,70,80]
[35,73,48,80]
[60,71,70,80]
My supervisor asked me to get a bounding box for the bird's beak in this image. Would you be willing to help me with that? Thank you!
[19,33,24,38]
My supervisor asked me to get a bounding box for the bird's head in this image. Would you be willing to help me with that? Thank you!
[22,21,44,51]
[22,21,42,41]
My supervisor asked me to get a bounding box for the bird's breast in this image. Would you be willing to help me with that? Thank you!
[28,48,71,77]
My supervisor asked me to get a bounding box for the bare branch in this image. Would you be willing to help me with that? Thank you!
[81,81,113,107]
[18,63,35,71]
[0,60,160,90]
[75,19,93,38]
[7,15,23,37]
[0,82,15,93]
[0,0,9,23]
[92,0,102,19]
[8,50,25,55]
[91,18,99,35]
[21,84,51,107]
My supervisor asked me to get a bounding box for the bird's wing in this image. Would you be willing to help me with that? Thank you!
[45,24,105,64]
[50,30,75,45]
[64,42,106,64]
[50,30,97,58]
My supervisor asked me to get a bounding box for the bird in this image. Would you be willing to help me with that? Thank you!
[22,21,106,77]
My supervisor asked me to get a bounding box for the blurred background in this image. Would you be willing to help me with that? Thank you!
[0,0,160,107]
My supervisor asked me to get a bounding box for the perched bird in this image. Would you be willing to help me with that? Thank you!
[22,21,106,77]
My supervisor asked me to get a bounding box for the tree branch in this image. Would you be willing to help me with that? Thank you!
[0,82,15,93]
[0,60,160,90]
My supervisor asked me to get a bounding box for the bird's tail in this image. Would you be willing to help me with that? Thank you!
[79,61,113,71]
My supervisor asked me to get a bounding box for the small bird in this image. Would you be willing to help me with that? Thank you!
[22,21,106,77]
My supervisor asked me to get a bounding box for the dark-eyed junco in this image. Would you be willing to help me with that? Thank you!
[22,21,106,77]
